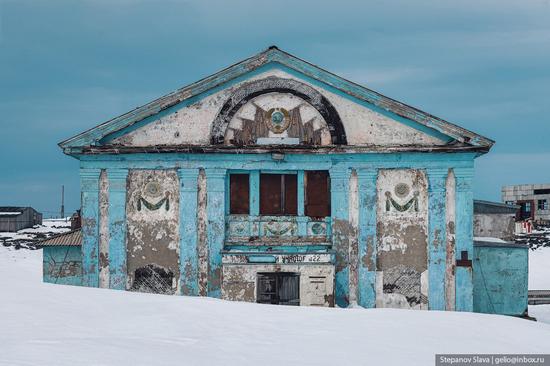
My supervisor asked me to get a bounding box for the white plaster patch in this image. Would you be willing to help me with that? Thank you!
[110,68,449,147]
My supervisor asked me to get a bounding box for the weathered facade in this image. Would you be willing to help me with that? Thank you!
[54,47,498,311]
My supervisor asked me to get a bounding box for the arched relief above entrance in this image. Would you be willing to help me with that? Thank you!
[224,92,333,146]
[210,77,347,146]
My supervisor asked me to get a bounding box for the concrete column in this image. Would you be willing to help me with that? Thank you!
[330,167,351,307]
[454,167,474,312]
[427,168,448,310]
[357,168,378,308]
[178,168,200,296]
[205,168,227,298]
[80,168,101,288]
[107,168,128,290]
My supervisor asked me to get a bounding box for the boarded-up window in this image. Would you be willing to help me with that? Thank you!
[230,174,249,214]
[305,171,330,217]
[260,174,297,215]
[257,272,300,306]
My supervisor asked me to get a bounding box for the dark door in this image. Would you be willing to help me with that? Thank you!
[257,273,300,306]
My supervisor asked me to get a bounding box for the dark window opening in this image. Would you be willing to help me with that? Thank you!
[538,199,548,210]
[534,188,550,195]
[257,272,300,306]
[230,174,249,214]
[260,174,297,215]
[505,201,514,205]
[305,171,331,217]
[517,201,534,220]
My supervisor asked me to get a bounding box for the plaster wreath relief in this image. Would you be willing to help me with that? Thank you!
[137,181,170,212]
[385,182,419,213]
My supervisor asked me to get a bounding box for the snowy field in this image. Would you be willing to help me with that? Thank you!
[1,245,550,365]
[0,218,71,249]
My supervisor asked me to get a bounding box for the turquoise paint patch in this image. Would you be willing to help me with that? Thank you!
[473,243,528,316]
[43,246,83,286]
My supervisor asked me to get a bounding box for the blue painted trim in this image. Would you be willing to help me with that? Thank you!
[297,171,306,236]
[79,152,478,170]
[178,168,200,296]
[427,168,448,310]
[455,167,474,311]
[357,168,378,308]
[249,171,259,216]
[205,168,227,298]
[107,168,128,290]
[80,168,101,288]
[330,167,351,307]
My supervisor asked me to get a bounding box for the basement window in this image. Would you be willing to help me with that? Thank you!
[538,199,548,210]
[305,171,331,218]
[260,174,297,215]
[257,272,300,306]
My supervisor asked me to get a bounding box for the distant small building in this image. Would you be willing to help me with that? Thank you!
[0,207,43,232]
[502,184,550,222]
[473,200,519,241]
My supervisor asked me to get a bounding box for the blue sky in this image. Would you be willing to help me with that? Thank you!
[1,0,549,217]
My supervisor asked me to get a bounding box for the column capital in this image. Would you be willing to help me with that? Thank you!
[178,168,199,192]
[356,168,378,179]
[107,169,128,192]
[454,167,474,192]
[107,168,128,181]
[427,168,448,193]
[177,168,200,179]
[80,168,101,191]
[205,168,227,179]
[329,167,350,179]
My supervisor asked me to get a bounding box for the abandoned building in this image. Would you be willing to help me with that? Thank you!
[45,46,528,314]
[0,206,42,232]
[473,200,518,241]
[502,184,550,222]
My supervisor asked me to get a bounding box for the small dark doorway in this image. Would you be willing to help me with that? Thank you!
[257,272,300,306]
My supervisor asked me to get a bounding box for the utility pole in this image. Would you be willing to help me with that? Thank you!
[61,185,65,219]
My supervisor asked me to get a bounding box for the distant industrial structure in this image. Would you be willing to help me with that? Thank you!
[0,207,43,232]
[502,184,550,222]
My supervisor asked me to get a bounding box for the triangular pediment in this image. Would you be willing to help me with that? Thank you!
[59,47,493,154]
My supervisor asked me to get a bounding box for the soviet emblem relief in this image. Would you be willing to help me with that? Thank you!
[385,183,419,213]
[266,108,291,133]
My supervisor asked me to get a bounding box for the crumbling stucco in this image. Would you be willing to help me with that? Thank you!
[376,169,428,309]
[445,169,456,310]
[98,169,109,289]
[222,264,335,306]
[110,69,448,148]
[126,170,180,294]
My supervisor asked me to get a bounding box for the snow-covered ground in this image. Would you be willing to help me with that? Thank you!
[0,218,71,249]
[1,246,550,366]
[529,247,550,290]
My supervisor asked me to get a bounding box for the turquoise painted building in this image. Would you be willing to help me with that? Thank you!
[47,46,522,312]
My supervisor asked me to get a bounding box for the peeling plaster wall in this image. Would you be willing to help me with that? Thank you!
[445,169,456,310]
[473,213,515,242]
[376,169,429,309]
[98,170,109,289]
[111,69,447,147]
[222,264,335,306]
[348,170,359,304]
[43,246,83,286]
[197,169,208,296]
[126,170,180,293]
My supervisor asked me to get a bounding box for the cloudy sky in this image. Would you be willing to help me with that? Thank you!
[1,0,549,216]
